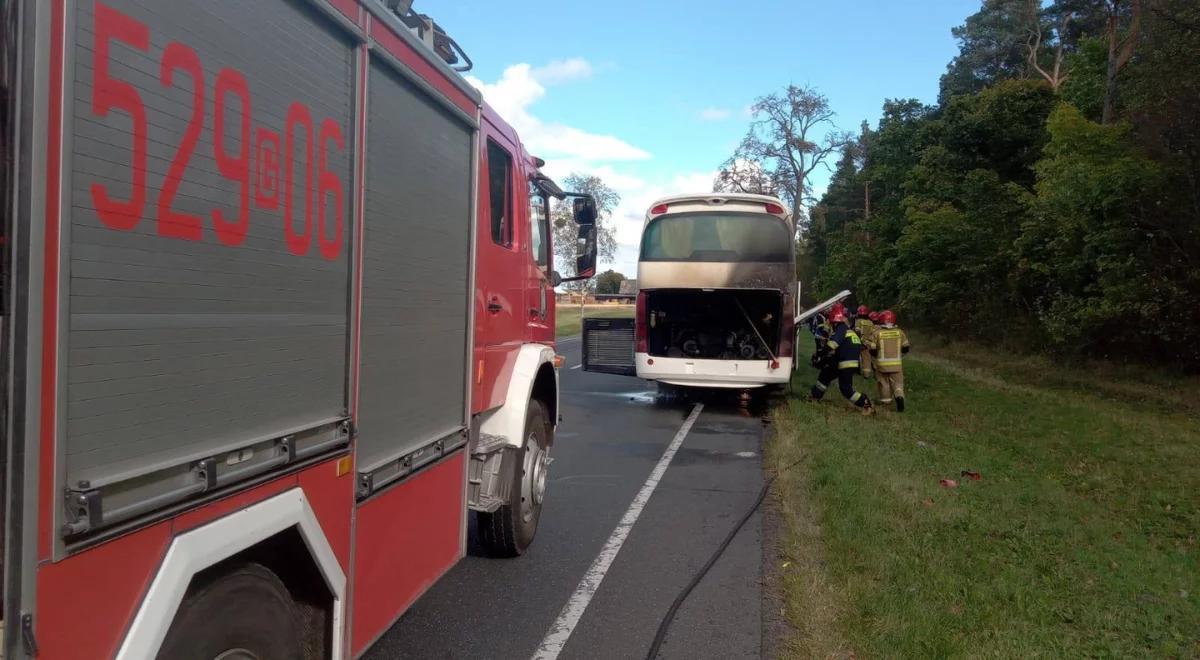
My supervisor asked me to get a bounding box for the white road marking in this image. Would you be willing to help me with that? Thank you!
[532,403,704,660]
[569,364,582,370]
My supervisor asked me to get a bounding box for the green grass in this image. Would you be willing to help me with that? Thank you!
[555,304,633,337]
[767,339,1200,658]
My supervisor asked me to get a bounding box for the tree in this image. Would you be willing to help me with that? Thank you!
[1025,0,1072,90]
[1100,0,1142,124]
[552,173,620,291]
[595,270,626,295]
[806,0,1200,366]
[939,0,1033,103]
[715,85,850,229]
[712,158,774,196]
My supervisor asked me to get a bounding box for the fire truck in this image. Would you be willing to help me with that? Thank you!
[0,1,597,657]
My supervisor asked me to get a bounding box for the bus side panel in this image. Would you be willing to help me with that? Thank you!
[350,451,465,656]
[34,521,171,660]
[63,0,355,502]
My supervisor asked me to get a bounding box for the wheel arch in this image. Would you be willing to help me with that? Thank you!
[531,361,558,436]
[476,343,558,451]
[116,488,346,660]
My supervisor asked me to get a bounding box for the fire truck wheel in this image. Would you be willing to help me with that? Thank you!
[157,562,304,660]
[479,399,551,557]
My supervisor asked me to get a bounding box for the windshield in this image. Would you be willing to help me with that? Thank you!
[639,212,792,262]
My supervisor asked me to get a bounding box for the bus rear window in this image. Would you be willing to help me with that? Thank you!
[639,212,791,262]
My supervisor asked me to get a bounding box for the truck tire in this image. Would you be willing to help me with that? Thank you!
[157,562,305,660]
[479,400,551,557]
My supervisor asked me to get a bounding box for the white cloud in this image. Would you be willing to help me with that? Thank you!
[699,107,732,121]
[531,58,593,84]
[466,61,649,163]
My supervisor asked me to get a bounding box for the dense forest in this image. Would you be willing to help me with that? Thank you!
[806,0,1199,366]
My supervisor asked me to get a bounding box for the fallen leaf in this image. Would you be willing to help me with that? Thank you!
[916,441,929,448]
[922,498,935,507]
[940,479,958,488]
[961,470,982,481]
[782,561,791,568]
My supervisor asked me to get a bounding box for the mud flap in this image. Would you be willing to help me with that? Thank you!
[582,318,637,376]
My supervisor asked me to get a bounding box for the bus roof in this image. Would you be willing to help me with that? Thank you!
[643,193,791,227]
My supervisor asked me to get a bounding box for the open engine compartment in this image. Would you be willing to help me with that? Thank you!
[645,289,783,360]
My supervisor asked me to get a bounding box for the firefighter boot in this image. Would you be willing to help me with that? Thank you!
[810,384,826,401]
[861,398,875,416]
[896,396,905,412]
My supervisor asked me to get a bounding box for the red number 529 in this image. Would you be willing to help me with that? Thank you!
[89,1,345,261]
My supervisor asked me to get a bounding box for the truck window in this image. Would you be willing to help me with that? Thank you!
[487,140,513,247]
[528,181,549,269]
[640,212,792,262]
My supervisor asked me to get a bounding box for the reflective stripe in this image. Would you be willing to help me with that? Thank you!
[814,382,828,392]
[827,340,839,350]
[838,360,860,369]
[877,358,902,367]
[878,398,894,403]
[850,391,862,403]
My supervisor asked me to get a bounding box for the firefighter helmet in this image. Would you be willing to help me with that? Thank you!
[880,310,897,325]
[830,310,847,325]
[830,302,846,318]
[869,311,880,322]
[857,305,870,316]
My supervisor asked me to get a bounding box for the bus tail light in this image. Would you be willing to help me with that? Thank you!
[635,291,648,353]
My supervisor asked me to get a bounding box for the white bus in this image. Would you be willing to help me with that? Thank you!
[584,193,798,389]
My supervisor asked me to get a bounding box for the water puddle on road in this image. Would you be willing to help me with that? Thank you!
[579,390,659,404]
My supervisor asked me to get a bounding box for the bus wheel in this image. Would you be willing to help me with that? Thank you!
[157,563,303,660]
[479,400,551,557]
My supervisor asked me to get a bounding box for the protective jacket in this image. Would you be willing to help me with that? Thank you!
[867,325,910,373]
[825,324,863,370]
[855,317,875,341]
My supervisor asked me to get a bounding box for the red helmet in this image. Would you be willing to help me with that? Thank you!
[857,305,870,316]
[869,311,880,322]
[829,310,847,324]
[830,302,846,318]
[880,310,897,325]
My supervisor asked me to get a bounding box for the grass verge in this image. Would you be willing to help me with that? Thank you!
[766,340,1199,658]
[555,304,633,337]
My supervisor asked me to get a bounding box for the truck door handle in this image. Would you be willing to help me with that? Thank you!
[487,299,503,313]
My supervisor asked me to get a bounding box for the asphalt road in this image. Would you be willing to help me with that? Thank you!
[365,336,768,660]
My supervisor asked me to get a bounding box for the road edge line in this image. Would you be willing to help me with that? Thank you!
[531,403,705,660]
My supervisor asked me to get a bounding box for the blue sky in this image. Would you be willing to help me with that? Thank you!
[423,0,979,275]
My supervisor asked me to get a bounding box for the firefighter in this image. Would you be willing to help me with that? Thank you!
[810,310,874,414]
[854,305,875,378]
[868,310,881,325]
[866,309,911,411]
[810,311,831,365]
[810,302,843,368]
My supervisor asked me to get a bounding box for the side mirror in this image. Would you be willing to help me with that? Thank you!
[575,224,597,278]
[573,196,598,225]
[550,270,563,288]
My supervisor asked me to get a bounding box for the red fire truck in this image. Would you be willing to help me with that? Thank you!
[0,1,597,657]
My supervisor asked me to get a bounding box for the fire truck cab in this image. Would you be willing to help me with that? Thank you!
[0,1,596,658]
